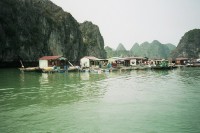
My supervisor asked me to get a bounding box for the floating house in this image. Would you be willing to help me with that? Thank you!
[39,56,67,69]
[107,57,122,63]
[107,57,122,68]
[185,58,200,67]
[117,57,148,67]
[80,56,108,68]
[149,59,165,66]
[175,58,188,65]
[192,59,200,66]
[196,59,200,62]
[80,56,100,68]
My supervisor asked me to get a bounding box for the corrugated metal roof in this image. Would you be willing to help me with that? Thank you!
[39,56,62,60]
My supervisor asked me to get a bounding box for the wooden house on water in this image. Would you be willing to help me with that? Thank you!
[149,59,167,66]
[117,57,148,67]
[80,56,108,69]
[19,56,67,72]
[39,56,67,72]
[175,58,189,65]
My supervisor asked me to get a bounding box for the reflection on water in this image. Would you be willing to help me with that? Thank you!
[33,72,109,106]
[39,73,49,84]
[80,72,90,80]
[0,68,200,132]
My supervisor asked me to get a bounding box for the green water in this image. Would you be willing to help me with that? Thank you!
[0,68,200,133]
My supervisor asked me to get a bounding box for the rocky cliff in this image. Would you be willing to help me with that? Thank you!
[0,0,106,67]
[79,21,106,58]
[171,29,200,58]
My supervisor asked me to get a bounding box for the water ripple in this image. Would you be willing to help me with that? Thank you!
[0,68,200,132]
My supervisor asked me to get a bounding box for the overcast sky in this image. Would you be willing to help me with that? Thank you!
[50,0,200,50]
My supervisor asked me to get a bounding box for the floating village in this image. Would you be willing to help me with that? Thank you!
[19,55,200,73]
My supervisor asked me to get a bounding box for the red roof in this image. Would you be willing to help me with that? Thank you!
[39,56,62,60]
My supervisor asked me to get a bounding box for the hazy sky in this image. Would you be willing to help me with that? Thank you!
[50,0,200,49]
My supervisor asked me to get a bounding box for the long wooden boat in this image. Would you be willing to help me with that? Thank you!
[41,67,67,73]
[150,66,177,70]
[120,67,132,71]
[41,66,80,73]
[19,67,42,72]
[68,66,80,72]
[41,67,55,73]
[131,65,151,70]
[186,63,200,67]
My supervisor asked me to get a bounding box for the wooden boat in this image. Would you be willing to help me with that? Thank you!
[120,67,132,71]
[68,66,80,72]
[186,62,200,67]
[150,59,178,70]
[38,66,80,73]
[131,65,150,70]
[42,67,67,73]
[150,65,177,70]
[19,67,42,72]
[41,67,55,73]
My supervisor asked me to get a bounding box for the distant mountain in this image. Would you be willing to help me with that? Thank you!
[171,29,200,58]
[165,43,176,51]
[116,43,126,51]
[130,43,141,56]
[115,43,129,57]
[105,43,129,58]
[105,46,114,51]
[129,40,176,59]
[105,41,176,59]
[139,41,151,57]
[105,46,115,58]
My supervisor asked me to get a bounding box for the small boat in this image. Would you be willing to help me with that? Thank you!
[68,66,80,72]
[186,62,200,67]
[131,65,150,70]
[150,65,177,70]
[41,67,55,73]
[120,67,132,71]
[42,67,67,73]
[150,59,177,70]
[150,66,172,70]
[19,67,42,72]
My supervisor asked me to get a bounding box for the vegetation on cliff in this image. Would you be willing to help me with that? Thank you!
[105,41,176,59]
[171,29,200,58]
[130,40,175,59]
[0,0,106,67]
[79,21,106,58]
[115,43,128,57]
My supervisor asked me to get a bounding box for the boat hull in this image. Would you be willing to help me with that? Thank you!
[19,67,42,72]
